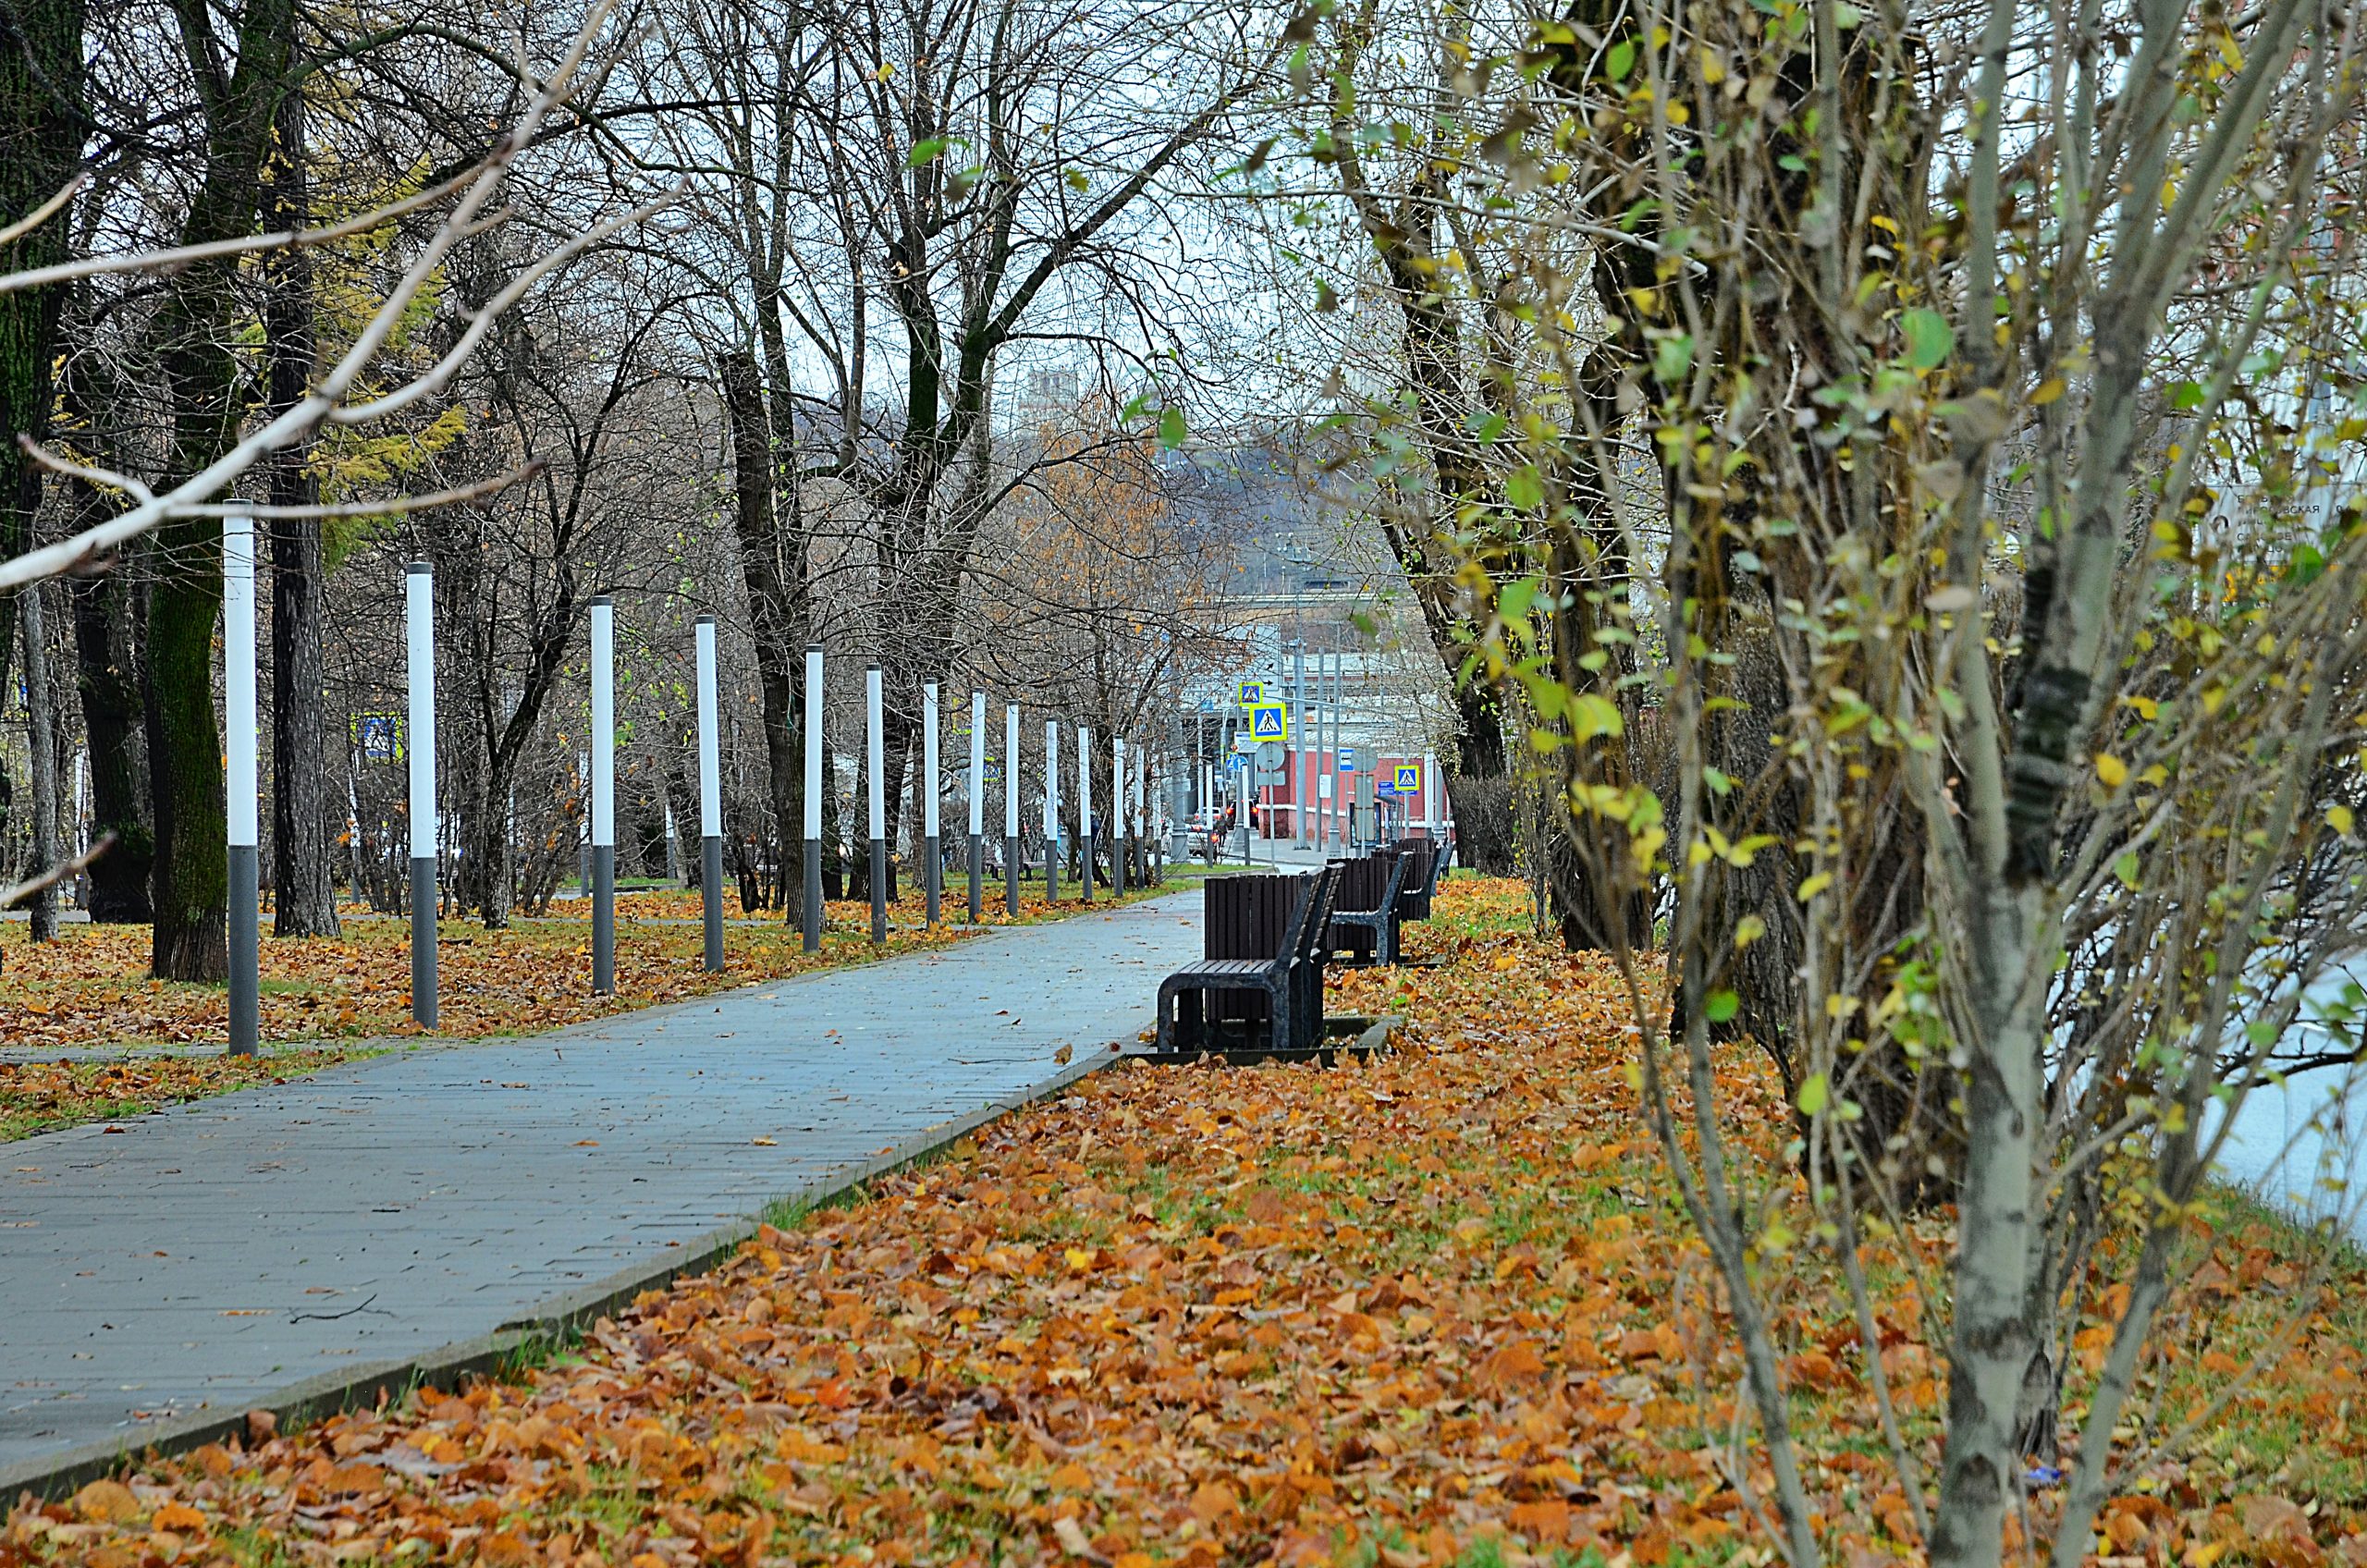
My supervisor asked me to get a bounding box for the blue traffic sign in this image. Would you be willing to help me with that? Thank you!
[1248,702,1288,740]
[1337,748,1357,771]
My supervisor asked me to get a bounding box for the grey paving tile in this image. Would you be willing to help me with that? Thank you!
[0,890,1200,1469]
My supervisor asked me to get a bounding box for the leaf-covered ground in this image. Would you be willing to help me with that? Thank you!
[0,1049,374,1143]
[6,877,2362,1568]
[0,877,1181,1142]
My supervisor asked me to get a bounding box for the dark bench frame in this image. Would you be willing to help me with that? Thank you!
[1156,864,1339,1054]
[1397,840,1447,923]
[1326,850,1417,966]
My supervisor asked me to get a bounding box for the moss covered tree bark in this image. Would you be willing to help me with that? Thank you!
[0,0,87,851]
[145,0,296,979]
[264,70,338,938]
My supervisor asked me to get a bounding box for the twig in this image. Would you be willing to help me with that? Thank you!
[166,465,544,521]
[0,0,677,595]
[0,831,116,910]
[0,169,479,295]
[289,1292,390,1323]
[0,173,86,251]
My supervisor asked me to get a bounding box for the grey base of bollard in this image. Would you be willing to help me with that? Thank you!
[701,836,725,972]
[1081,831,1095,903]
[925,833,939,925]
[803,839,822,952]
[1005,835,1020,915]
[870,839,888,942]
[1114,837,1127,899]
[1046,844,1059,903]
[969,834,983,923]
[411,857,438,1030]
[228,843,259,1057]
[592,845,616,994]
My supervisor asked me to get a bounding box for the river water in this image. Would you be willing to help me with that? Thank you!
[2212,1065,2367,1244]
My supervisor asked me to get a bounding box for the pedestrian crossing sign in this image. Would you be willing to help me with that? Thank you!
[1395,764,1420,793]
[1247,702,1289,741]
[1236,679,1266,708]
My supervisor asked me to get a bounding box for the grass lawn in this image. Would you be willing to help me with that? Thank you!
[7,877,2361,1567]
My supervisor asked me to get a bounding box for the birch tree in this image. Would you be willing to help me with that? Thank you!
[1299,0,2367,1560]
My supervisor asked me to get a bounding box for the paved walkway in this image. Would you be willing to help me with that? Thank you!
[0,890,1203,1476]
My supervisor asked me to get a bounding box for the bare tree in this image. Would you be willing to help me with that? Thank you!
[0,6,677,918]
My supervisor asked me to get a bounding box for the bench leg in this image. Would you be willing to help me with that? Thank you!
[1159,981,1213,1053]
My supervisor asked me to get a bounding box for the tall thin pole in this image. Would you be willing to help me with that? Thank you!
[1044,718,1061,901]
[866,663,887,942]
[1135,748,1155,890]
[695,616,725,972]
[969,690,986,923]
[923,680,941,926]
[1425,748,1442,862]
[589,595,616,994]
[1329,643,1343,851]
[803,643,823,951]
[225,516,259,1057]
[405,562,437,1030]
[1078,723,1095,904]
[1294,637,1308,846]
[1111,732,1127,897]
[1004,702,1021,915]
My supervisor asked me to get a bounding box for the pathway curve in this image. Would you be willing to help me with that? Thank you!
[0,889,1202,1476]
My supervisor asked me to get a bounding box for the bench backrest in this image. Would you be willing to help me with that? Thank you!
[1205,872,1306,961]
[1289,864,1341,967]
[1396,843,1437,917]
[1336,849,1410,918]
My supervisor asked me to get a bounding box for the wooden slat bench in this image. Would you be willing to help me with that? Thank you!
[1326,849,1415,966]
[1396,842,1440,923]
[1156,864,1340,1054]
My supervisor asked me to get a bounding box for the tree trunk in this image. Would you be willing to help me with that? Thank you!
[18,581,59,939]
[876,699,909,905]
[825,736,848,899]
[69,553,153,921]
[472,746,518,930]
[145,555,229,976]
[147,0,296,979]
[1930,899,2044,1567]
[264,69,338,937]
[1441,678,1514,874]
[0,0,86,868]
[719,349,805,913]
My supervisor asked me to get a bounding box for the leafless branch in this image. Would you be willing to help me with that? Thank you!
[0,832,117,911]
[0,1,678,595]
